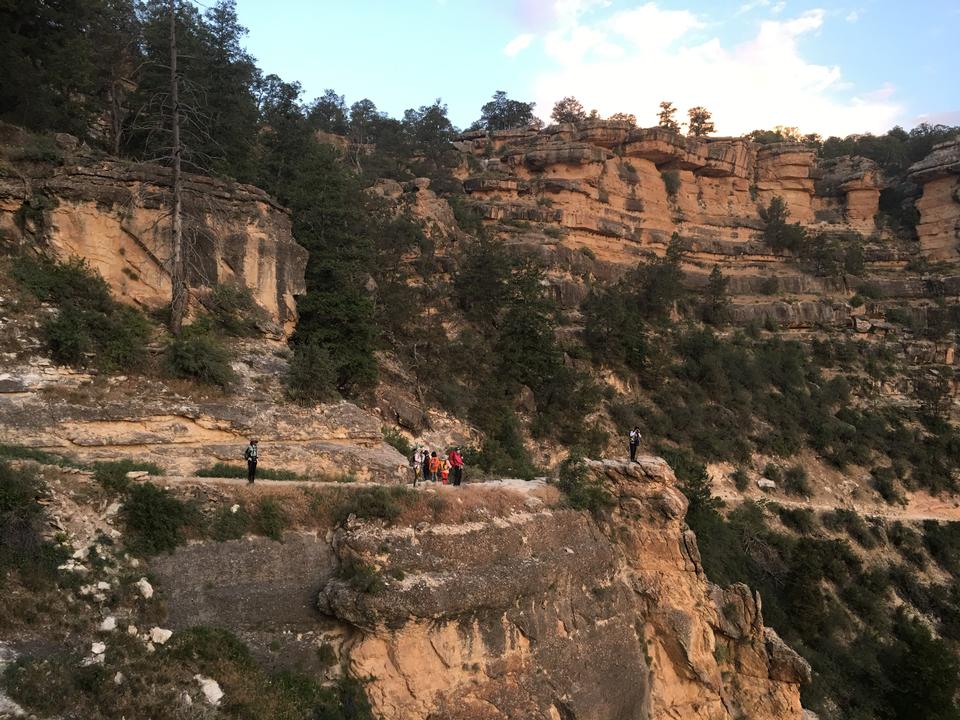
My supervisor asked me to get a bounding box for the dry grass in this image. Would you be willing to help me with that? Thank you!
[181,480,559,534]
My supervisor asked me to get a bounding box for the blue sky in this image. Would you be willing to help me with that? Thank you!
[233,0,960,136]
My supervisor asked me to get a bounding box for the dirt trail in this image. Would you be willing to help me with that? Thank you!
[146,474,960,523]
[148,475,548,494]
[715,487,960,523]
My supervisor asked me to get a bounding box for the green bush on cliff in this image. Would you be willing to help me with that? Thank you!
[557,450,613,514]
[206,282,267,336]
[13,255,152,371]
[0,462,66,591]
[165,321,236,389]
[121,482,197,556]
[93,459,163,494]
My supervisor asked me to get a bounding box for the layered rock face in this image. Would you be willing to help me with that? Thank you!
[445,122,910,329]
[319,458,807,720]
[0,347,407,481]
[455,122,881,268]
[0,160,308,334]
[909,139,960,261]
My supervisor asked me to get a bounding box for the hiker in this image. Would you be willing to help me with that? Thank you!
[244,438,259,484]
[411,446,425,486]
[440,456,450,485]
[628,426,641,463]
[448,447,464,486]
[428,451,441,483]
[421,447,432,482]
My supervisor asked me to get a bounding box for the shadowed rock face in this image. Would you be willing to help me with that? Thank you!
[909,139,960,261]
[0,160,308,335]
[312,457,808,720]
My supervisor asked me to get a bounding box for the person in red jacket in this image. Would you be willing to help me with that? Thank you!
[447,447,464,486]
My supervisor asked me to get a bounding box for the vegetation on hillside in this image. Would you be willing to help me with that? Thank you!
[672,452,960,720]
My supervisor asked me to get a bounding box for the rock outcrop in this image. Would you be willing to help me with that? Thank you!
[310,458,807,719]
[445,121,902,328]
[0,160,308,335]
[909,139,960,261]
[0,348,407,481]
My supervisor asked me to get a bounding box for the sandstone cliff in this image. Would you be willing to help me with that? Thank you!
[0,154,307,335]
[443,121,956,331]
[908,138,960,261]
[152,458,809,720]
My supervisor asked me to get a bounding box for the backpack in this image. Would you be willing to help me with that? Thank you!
[429,456,441,472]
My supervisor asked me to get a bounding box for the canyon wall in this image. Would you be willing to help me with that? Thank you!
[0,158,307,335]
[908,138,960,261]
[152,458,810,720]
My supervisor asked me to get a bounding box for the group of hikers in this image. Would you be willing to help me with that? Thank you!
[242,427,640,487]
[410,445,464,486]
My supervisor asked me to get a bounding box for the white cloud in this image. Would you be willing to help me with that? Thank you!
[503,33,536,57]
[530,3,902,136]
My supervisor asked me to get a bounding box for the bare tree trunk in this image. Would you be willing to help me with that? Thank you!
[168,0,187,335]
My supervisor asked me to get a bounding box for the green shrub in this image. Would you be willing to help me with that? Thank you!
[285,338,339,404]
[777,506,817,535]
[822,509,879,549]
[165,325,235,388]
[194,463,302,481]
[382,427,412,457]
[922,521,960,575]
[331,486,417,525]
[871,465,905,505]
[888,521,927,568]
[121,483,196,556]
[0,443,82,468]
[783,465,812,497]
[253,497,287,541]
[0,462,66,589]
[336,559,384,594]
[12,255,111,309]
[3,656,76,715]
[731,468,749,491]
[165,625,255,666]
[211,504,251,541]
[660,170,681,197]
[206,282,265,336]
[763,463,782,483]
[557,450,613,514]
[15,255,151,371]
[92,459,163,494]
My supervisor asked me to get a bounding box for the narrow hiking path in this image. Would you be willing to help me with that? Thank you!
[714,486,960,523]
[143,474,548,494]
[137,471,960,523]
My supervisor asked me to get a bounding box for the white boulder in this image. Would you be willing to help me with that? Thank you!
[149,627,173,645]
[194,675,224,706]
[136,577,153,599]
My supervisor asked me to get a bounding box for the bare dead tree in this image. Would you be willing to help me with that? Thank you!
[168,0,187,336]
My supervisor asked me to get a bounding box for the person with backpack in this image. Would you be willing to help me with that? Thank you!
[447,447,464,486]
[244,438,259,484]
[628,427,641,462]
[440,456,450,484]
[428,451,441,483]
[411,446,425,486]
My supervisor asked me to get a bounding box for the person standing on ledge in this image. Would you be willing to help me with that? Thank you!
[244,438,259,484]
[628,426,641,463]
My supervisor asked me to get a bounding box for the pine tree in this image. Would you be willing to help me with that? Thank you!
[657,101,680,132]
[702,265,730,326]
[688,106,716,137]
[551,96,587,124]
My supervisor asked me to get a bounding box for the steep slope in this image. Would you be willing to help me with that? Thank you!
[146,459,809,720]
